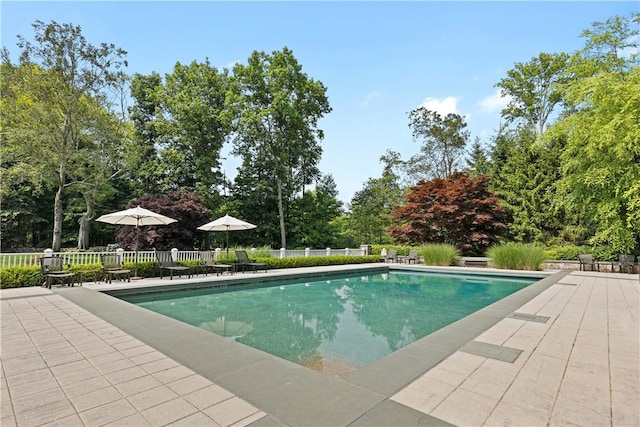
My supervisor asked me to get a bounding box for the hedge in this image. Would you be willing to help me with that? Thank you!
[260,255,380,269]
[543,244,628,261]
[0,256,381,289]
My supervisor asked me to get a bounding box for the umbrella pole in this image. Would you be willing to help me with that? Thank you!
[226,227,229,261]
[134,222,141,279]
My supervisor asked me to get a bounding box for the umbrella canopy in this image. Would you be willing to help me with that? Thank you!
[96,206,177,227]
[197,214,256,232]
[96,206,177,278]
[197,214,256,259]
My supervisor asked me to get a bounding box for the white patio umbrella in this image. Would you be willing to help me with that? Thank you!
[96,206,177,278]
[197,214,256,259]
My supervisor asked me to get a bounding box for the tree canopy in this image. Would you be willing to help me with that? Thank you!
[406,107,469,181]
[389,172,507,255]
[544,14,640,253]
[1,20,128,250]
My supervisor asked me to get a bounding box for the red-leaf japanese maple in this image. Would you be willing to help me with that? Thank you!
[389,172,506,255]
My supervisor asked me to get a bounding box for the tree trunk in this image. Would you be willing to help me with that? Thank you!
[52,184,64,251]
[52,159,66,251]
[77,191,96,249]
[277,176,287,249]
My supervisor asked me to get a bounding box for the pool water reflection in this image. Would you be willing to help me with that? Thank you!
[120,271,536,376]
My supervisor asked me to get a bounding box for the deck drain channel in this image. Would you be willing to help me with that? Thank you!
[508,312,550,323]
[460,341,523,363]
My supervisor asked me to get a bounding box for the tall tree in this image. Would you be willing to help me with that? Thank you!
[490,126,567,243]
[0,61,55,249]
[227,47,331,248]
[496,52,569,136]
[230,157,282,247]
[545,13,640,253]
[346,153,405,245]
[127,72,164,196]
[4,20,127,250]
[160,60,230,201]
[289,175,343,248]
[73,99,129,249]
[466,137,491,178]
[406,107,469,181]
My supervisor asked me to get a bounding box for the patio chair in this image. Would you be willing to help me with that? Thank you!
[39,256,76,289]
[234,250,267,273]
[617,254,637,274]
[156,251,192,280]
[578,254,598,271]
[401,249,420,264]
[384,249,398,263]
[101,254,131,284]
[199,251,233,276]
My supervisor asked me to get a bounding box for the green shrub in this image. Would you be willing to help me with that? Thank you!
[213,247,273,263]
[488,243,546,270]
[420,244,459,266]
[126,261,157,278]
[1,266,43,288]
[251,246,274,258]
[263,255,379,269]
[544,244,582,260]
[0,261,159,289]
[544,244,620,261]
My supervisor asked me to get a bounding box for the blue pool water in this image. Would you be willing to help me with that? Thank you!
[119,271,536,374]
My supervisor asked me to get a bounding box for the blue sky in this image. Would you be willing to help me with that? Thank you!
[1,1,637,203]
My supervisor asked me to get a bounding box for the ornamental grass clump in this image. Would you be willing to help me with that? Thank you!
[487,243,546,271]
[420,244,459,266]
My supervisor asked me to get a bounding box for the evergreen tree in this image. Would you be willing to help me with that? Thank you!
[490,126,570,243]
[466,137,491,178]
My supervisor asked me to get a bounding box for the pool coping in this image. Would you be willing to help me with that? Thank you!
[54,264,567,426]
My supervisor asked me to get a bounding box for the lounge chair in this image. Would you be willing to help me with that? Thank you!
[40,256,76,289]
[578,254,598,271]
[384,249,398,263]
[156,251,192,280]
[101,254,131,284]
[234,250,267,273]
[617,255,637,274]
[401,250,420,264]
[199,251,233,276]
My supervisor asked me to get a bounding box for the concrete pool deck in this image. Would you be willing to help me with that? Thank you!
[1,265,638,426]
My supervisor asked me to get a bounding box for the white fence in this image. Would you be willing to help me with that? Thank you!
[0,247,367,269]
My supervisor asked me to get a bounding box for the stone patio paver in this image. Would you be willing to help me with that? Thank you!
[392,271,640,427]
[0,289,267,427]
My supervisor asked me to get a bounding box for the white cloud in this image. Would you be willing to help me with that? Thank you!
[478,89,511,113]
[417,96,459,116]
[360,91,382,107]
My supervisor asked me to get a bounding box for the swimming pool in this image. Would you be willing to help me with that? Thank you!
[118,270,537,376]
